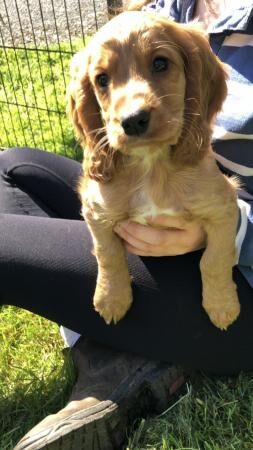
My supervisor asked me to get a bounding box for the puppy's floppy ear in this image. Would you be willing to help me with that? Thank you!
[168,23,228,165]
[187,27,228,123]
[68,49,114,182]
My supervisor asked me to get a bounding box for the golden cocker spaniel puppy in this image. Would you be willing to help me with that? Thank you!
[68,10,240,330]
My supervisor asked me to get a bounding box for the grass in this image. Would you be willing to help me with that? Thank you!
[127,375,253,450]
[1,38,253,450]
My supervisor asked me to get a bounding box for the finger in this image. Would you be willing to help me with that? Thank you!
[114,223,154,252]
[124,232,185,257]
[124,243,152,256]
[117,225,189,256]
[146,214,187,229]
[116,221,166,246]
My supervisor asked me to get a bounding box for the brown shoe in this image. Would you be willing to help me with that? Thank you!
[14,338,185,450]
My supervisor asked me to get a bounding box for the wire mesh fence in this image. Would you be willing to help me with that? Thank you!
[0,0,113,159]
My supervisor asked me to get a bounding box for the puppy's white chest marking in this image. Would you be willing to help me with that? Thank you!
[129,190,179,224]
[84,181,180,224]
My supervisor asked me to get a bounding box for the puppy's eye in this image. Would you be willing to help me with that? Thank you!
[96,73,109,88]
[152,57,169,73]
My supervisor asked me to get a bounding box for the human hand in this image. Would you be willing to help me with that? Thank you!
[114,215,206,257]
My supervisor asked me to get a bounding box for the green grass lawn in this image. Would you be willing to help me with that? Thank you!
[0,42,253,450]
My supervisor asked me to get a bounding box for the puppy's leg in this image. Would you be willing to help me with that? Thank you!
[86,214,132,324]
[200,202,240,330]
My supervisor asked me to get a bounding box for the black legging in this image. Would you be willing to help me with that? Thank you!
[1,147,252,375]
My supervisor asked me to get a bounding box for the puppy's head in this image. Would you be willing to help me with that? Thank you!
[68,11,227,181]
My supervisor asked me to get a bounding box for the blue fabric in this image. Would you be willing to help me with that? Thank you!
[143,0,253,31]
[143,0,253,287]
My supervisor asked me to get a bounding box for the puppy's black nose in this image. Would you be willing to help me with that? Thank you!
[121,110,150,136]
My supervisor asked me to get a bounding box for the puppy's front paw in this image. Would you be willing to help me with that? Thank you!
[93,286,133,324]
[203,292,240,330]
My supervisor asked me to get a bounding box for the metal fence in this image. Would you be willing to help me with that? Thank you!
[0,0,115,159]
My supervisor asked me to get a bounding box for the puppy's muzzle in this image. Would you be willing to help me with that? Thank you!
[121,109,150,136]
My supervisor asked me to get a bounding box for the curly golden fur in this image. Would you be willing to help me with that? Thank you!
[68,10,240,330]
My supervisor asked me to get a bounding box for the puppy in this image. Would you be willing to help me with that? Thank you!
[68,11,240,330]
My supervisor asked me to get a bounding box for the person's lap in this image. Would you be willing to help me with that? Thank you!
[0,147,252,374]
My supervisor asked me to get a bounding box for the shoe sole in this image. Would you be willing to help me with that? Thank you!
[14,363,185,450]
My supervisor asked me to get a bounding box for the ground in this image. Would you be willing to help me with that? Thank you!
[0,0,108,45]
